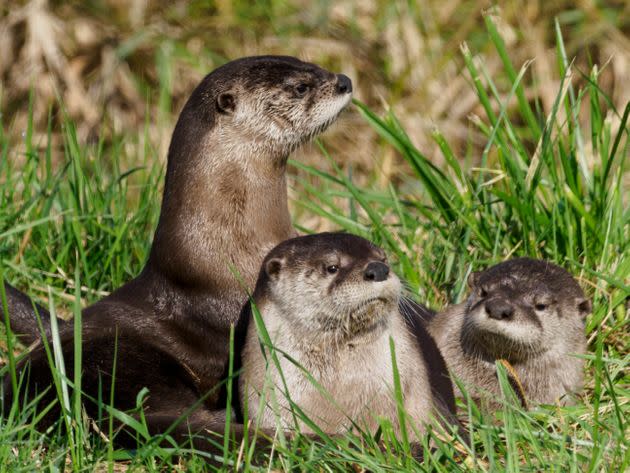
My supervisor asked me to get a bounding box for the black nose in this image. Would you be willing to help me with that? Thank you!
[364,261,389,282]
[335,74,352,94]
[485,299,514,321]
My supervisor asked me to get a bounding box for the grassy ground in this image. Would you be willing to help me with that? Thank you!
[1,6,628,473]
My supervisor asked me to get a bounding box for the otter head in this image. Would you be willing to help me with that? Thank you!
[462,258,590,363]
[255,233,401,345]
[179,55,352,165]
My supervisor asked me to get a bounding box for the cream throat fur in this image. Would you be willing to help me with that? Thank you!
[249,304,430,435]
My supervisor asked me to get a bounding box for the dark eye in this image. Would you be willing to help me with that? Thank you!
[479,288,488,298]
[326,265,339,274]
[535,303,547,311]
[295,83,309,96]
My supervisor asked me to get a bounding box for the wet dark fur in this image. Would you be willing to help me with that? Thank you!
[2,56,356,457]
[2,282,53,344]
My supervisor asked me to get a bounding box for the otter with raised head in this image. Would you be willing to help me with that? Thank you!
[238,233,456,438]
[427,258,590,408]
[3,56,354,345]
[3,56,355,450]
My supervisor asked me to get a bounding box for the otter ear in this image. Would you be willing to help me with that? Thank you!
[467,272,478,289]
[577,298,591,318]
[265,258,284,280]
[217,92,236,114]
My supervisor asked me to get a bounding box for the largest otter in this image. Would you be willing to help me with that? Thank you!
[3,56,354,345]
[2,56,357,453]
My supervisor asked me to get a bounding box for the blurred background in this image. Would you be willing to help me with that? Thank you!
[1,0,629,223]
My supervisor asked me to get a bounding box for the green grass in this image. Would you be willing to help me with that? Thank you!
[1,16,628,472]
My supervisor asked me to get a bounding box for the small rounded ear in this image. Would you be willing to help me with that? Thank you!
[467,272,478,289]
[217,92,236,114]
[577,298,591,317]
[265,258,284,280]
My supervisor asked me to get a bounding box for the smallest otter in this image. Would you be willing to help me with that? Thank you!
[238,233,454,439]
[427,258,591,408]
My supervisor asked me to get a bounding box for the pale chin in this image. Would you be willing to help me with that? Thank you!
[356,286,401,314]
[471,311,543,350]
[315,94,353,129]
[333,92,353,116]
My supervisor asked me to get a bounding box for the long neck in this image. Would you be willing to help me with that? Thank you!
[146,136,295,311]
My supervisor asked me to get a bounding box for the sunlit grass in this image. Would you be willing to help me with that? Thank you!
[0,12,628,473]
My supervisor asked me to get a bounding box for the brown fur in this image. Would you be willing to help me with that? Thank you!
[237,233,456,440]
[3,57,354,456]
[427,258,590,408]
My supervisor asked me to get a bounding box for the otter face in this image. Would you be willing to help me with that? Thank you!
[258,233,401,343]
[462,258,590,362]
[213,56,352,155]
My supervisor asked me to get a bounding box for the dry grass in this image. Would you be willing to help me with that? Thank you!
[1,1,628,177]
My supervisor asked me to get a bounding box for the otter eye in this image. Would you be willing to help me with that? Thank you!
[326,265,339,274]
[535,303,547,311]
[479,288,488,298]
[294,83,309,96]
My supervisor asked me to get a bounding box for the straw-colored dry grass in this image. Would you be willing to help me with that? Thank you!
[2,1,628,176]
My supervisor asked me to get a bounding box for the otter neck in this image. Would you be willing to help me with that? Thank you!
[274,302,392,352]
[148,137,295,306]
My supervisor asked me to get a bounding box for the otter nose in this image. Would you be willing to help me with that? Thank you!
[364,261,389,282]
[335,74,352,94]
[485,299,514,321]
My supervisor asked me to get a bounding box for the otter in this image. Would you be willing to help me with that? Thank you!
[3,56,355,346]
[237,233,456,439]
[427,258,591,408]
[2,56,356,452]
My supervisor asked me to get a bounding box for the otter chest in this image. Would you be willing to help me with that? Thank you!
[294,341,396,421]
[246,331,404,434]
